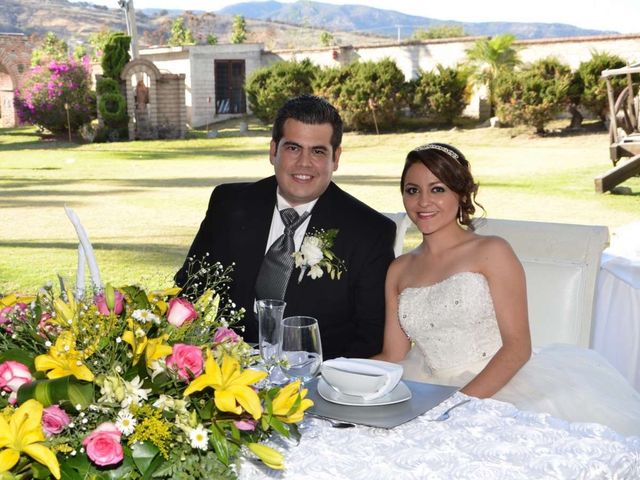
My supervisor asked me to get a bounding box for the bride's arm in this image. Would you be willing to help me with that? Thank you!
[372,256,412,361]
[461,237,532,398]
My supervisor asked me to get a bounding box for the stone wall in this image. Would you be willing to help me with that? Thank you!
[0,34,32,128]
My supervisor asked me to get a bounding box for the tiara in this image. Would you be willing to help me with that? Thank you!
[413,144,460,161]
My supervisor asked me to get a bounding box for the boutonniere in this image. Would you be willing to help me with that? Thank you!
[293,228,345,282]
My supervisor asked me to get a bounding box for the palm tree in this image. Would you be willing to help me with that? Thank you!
[465,34,520,116]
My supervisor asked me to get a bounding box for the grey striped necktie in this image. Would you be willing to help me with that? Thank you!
[255,208,310,301]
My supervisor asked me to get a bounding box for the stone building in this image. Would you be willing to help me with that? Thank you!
[0,34,32,128]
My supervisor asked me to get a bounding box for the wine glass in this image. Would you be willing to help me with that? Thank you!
[256,299,287,382]
[279,316,323,385]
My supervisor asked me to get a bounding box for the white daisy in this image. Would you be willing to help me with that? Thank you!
[132,309,160,324]
[189,425,209,450]
[116,410,137,436]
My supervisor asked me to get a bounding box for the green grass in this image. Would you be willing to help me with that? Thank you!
[1,120,639,293]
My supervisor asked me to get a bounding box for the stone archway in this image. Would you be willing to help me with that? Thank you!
[121,58,186,139]
[0,34,31,128]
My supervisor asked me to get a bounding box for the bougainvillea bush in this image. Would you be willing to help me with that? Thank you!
[14,57,96,136]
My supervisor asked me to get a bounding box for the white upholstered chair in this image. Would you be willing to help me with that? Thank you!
[475,218,609,348]
[382,212,412,257]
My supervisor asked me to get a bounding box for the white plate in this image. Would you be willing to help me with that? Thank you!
[317,378,412,406]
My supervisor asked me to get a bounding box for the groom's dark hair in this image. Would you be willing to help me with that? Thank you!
[271,94,343,157]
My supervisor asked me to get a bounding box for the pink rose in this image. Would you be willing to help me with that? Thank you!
[95,291,124,316]
[213,327,240,344]
[166,298,198,327]
[83,422,123,466]
[234,419,257,431]
[166,344,204,380]
[0,306,12,325]
[42,404,71,436]
[0,360,33,404]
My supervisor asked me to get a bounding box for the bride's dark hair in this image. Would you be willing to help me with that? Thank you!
[400,142,484,231]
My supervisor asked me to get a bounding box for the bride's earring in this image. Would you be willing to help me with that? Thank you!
[458,206,464,224]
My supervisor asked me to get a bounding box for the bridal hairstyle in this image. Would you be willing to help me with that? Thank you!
[271,94,344,158]
[400,142,484,231]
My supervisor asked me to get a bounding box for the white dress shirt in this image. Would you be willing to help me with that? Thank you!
[264,189,317,253]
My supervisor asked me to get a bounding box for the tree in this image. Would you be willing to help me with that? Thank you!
[410,64,470,124]
[314,59,406,131]
[494,57,572,134]
[168,17,195,46]
[412,25,466,40]
[31,32,68,66]
[230,15,247,44]
[465,34,520,115]
[319,31,334,47]
[88,29,114,62]
[206,34,218,45]
[14,58,95,136]
[246,59,319,123]
[577,51,627,121]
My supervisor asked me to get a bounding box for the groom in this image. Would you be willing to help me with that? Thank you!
[175,94,396,359]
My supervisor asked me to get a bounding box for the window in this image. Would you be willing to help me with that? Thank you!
[214,60,246,114]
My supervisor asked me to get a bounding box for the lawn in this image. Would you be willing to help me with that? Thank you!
[1,120,639,293]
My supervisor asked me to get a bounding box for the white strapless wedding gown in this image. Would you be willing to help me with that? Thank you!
[398,271,640,436]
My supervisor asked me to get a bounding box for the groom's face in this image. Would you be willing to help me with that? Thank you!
[270,119,341,206]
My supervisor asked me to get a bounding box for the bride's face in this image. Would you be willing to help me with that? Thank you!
[402,163,460,235]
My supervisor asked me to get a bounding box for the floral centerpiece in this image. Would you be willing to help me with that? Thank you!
[0,260,313,479]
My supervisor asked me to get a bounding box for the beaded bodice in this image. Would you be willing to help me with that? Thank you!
[398,272,502,372]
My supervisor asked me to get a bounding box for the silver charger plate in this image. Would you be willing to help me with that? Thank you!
[317,377,412,406]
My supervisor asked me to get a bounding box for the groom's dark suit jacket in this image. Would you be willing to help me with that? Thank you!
[176,176,396,359]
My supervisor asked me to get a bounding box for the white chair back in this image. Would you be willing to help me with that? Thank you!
[382,212,412,257]
[474,218,609,348]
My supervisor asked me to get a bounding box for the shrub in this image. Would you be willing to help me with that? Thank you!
[96,77,120,96]
[246,59,319,124]
[409,64,470,124]
[577,51,627,120]
[494,57,572,134]
[14,58,96,135]
[101,33,131,80]
[314,59,406,131]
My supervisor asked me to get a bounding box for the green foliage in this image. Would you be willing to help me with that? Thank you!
[31,32,69,66]
[88,29,115,62]
[412,24,466,40]
[96,77,120,96]
[98,92,128,126]
[577,51,627,120]
[314,58,406,131]
[168,17,195,46]
[207,34,218,45]
[230,15,247,44]
[13,58,96,135]
[465,34,520,114]
[319,31,334,47]
[101,32,131,80]
[495,57,572,134]
[72,44,88,62]
[409,64,470,124]
[246,59,319,123]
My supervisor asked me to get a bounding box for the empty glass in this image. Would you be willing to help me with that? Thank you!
[279,316,323,384]
[256,299,287,381]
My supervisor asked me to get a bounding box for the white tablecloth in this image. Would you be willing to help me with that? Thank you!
[593,221,640,392]
[239,393,640,479]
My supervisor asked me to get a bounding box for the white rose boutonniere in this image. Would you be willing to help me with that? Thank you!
[293,228,345,283]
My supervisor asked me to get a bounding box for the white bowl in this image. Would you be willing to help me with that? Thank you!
[320,364,387,397]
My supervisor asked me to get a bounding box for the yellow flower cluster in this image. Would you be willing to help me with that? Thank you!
[128,407,172,459]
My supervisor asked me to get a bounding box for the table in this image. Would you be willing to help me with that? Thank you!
[592,221,640,392]
[239,392,640,479]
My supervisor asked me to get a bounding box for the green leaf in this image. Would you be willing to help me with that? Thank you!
[0,349,35,370]
[17,376,94,409]
[132,441,160,477]
[209,422,231,466]
[122,285,151,310]
[269,416,289,437]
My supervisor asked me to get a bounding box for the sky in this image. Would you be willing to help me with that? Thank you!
[74,0,640,34]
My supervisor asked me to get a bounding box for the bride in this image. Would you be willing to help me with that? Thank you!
[374,142,640,436]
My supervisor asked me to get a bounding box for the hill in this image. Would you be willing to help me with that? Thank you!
[218,0,617,40]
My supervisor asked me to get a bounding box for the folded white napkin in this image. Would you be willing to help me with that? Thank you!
[321,358,403,400]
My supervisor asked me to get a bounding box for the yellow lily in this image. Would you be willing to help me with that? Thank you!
[271,380,314,424]
[52,291,77,326]
[0,399,61,479]
[184,353,266,420]
[122,329,147,366]
[144,335,172,368]
[34,332,94,382]
[247,443,284,470]
[0,294,18,308]
[148,287,182,315]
